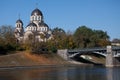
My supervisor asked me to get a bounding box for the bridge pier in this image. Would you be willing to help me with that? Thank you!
[57,49,69,60]
[106,46,114,67]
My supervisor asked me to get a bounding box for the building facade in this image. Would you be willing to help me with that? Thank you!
[14,8,52,43]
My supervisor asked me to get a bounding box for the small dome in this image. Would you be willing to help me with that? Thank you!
[16,19,23,25]
[26,22,37,28]
[31,8,43,16]
[39,22,49,27]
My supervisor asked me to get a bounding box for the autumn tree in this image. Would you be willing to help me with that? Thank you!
[74,26,94,48]
[94,30,110,47]
[61,31,76,49]
[52,27,66,49]
[0,25,17,54]
[74,26,110,48]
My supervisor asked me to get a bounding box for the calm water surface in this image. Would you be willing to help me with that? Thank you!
[0,66,120,80]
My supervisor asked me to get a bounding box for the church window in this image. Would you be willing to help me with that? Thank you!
[39,16,41,21]
[18,24,20,28]
[42,27,45,31]
[34,16,36,21]
[37,16,39,20]
[17,24,18,28]
[41,28,43,31]
[45,27,47,31]
[32,16,34,21]
[41,28,42,31]
[30,26,32,30]
[20,24,21,27]
[35,16,37,21]
[38,16,40,20]
[44,28,45,31]
[45,28,46,31]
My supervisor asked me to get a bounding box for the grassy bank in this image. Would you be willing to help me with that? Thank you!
[0,51,69,67]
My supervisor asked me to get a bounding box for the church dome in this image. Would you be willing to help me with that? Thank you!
[39,22,49,28]
[31,8,43,16]
[26,22,37,28]
[16,19,23,25]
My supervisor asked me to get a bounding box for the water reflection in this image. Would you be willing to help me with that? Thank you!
[106,67,120,80]
[0,66,120,80]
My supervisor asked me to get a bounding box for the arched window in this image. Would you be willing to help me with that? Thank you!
[35,16,37,21]
[31,16,34,21]
[45,27,47,31]
[20,24,21,28]
[41,28,43,31]
[37,16,39,20]
[17,24,18,28]
[39,16,41,22]
[30,27,32,30]
[18,24,20,28]
[34,16,36,21]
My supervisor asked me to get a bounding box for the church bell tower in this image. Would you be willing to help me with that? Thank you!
[14,19,24,42]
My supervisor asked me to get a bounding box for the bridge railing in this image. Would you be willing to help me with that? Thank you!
[68,46,120,53]
[68,47,106,53]
[68,46,120,58]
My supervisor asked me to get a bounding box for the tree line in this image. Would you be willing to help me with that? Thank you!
[0,25,110,55]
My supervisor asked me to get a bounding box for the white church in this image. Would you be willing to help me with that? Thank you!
[14,8,52,43]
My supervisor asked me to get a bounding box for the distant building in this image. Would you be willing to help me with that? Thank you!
[14,8,52,43]
[111,39,120,46]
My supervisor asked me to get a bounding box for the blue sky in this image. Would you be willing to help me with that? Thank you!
[0,0,120,40]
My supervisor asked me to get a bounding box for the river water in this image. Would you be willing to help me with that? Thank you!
[0,66,120,80]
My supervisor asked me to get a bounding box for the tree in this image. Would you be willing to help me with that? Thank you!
[74,26,94,48]
[65,31,76,49]
[52,27,66,49]
[0,25,17,54]
[93,30,110,47]
[74,26,110,48]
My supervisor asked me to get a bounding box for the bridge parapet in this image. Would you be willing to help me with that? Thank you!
[68,46,120,55]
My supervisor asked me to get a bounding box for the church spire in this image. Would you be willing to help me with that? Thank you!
[36,3,38,9]
[18,13,20,19]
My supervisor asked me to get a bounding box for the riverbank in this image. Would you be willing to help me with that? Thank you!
[0,51,71,67]
[0,51,91,68]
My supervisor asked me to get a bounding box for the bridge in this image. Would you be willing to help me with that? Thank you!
[57,46,120,67]
[68,46,120,58]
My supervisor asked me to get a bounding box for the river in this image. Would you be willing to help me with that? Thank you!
[0,66,120,80]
